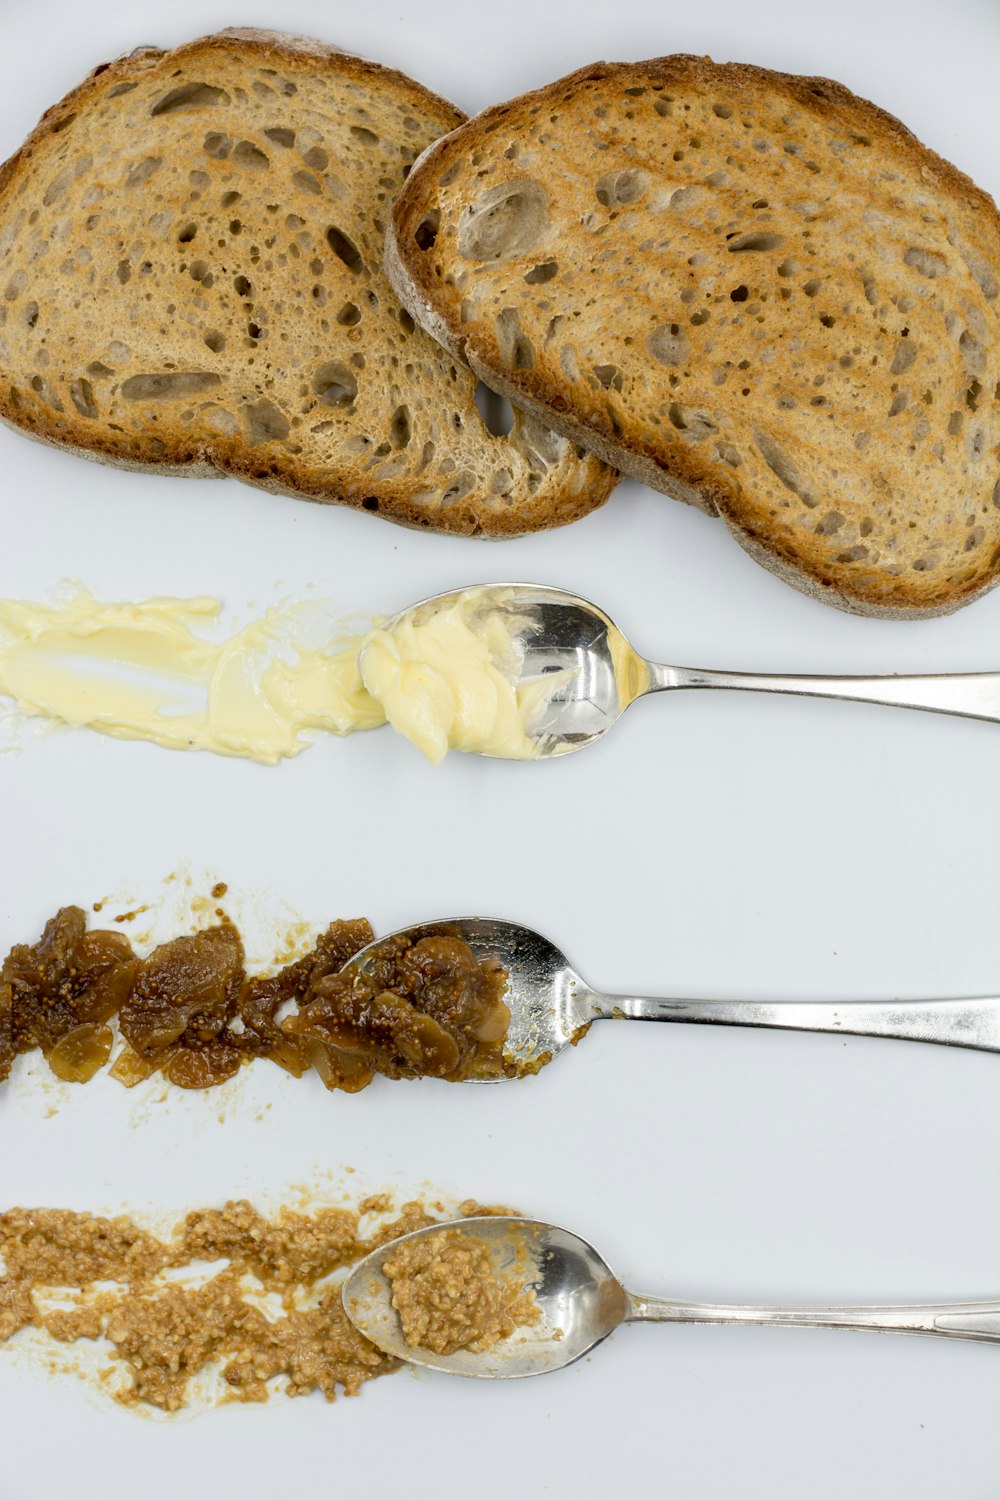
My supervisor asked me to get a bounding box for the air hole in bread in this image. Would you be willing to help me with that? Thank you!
[890,341,917,375]
[593,364,623,391]
[524,260,558,284]
[327,226,364,273]
[313,361,357,407]
[815,511,844,534]
[414,211,439,250]
[475,382,515,436]
[232,140,269,171]
[292,171,322,195]
[125,156,161,188]
[729,285,749,302]
[727,232,783,253]
[959,329,985,377]
[595,169,650,207]
[69,378,96,419]
[968,425,986,460]
[715,442,742,467]
[802,279,822,297]
[390,405,411,448]
[121,372,221,400]
[903,246,948,278]
[243,397,290,443]
[351,127,379,146]
[337,302,361,326]
[712,102,733,118]
[204,331,225,352]
[203,132,232,159]
[457,180,548,261]
[151,83,229,117]
[668,402,717,439]
[647,322,690,366]
[264,127,295,148]
[442,470,475,505]
[177,222,197,244]
[754,430,817,507]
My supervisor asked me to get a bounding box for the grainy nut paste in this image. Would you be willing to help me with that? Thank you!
[383,1228,540,1355]
[0,1198,523,1412]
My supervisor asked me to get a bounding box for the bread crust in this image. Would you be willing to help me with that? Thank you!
[388,56,1000,612]
[0,31,615,537]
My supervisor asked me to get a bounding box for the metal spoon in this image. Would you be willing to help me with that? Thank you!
[378,582,1000,756]
[342,1216,1000,1378]
[351,917,1000,1074]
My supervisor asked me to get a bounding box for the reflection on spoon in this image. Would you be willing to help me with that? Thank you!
[379,582,1000,758]
[349,916,1000,1076]
[342,1215,1000,1379]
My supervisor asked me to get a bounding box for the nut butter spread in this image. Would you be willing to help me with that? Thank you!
[0,1199,518,1412]
[0,587,548,763]
[383,1228,540,1355]
[0,907,511,1094]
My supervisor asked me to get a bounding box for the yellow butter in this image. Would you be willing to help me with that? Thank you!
[0,588,544,765]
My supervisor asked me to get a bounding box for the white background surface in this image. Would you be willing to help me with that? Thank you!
[1,0,999,1495]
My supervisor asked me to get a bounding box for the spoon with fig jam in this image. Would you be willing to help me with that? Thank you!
[343,1215,1000,1379]
[351,918,1000,1077]
[381,583,1000,757]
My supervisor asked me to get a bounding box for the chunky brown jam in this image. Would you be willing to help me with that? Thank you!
[0,909,510,1094]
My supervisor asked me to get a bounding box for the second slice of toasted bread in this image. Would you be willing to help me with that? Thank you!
[388,57,1000,613]
[0,30,615,535]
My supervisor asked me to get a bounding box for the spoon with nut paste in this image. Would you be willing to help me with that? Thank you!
[351,918,1000,1073]
[342,1215,1000,1378]
[376,582,1000,757]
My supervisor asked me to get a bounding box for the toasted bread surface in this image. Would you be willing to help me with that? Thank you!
[388,56,1000,612]
[0,30,614,535]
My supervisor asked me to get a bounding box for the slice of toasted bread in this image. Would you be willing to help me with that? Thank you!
[0,30,615,536]
[387,56,1000,613]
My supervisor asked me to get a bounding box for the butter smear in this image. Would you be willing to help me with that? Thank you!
[0,588,548,765]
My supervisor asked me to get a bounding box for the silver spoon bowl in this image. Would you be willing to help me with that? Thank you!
[377,582,1000,758]
[342,1215,1000,1378]
[350,917,1000,1076]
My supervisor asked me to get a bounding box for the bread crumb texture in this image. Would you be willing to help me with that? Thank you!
[0,29,614,536]
[390,56,1000,613]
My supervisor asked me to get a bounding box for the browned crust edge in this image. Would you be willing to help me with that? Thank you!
[387,54,1000,612]
[0,30,617,538]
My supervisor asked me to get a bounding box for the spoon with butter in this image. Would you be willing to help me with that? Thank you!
[343,1215,1000,1378]
[372,582,1000,758]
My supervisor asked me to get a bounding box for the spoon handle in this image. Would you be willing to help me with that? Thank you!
[626,1293,1000,1344]
[600,995,1000,1053]
[647,663,1000,725]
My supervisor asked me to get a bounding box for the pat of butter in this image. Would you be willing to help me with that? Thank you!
[0,588,542,766]
[360,604,538,765]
